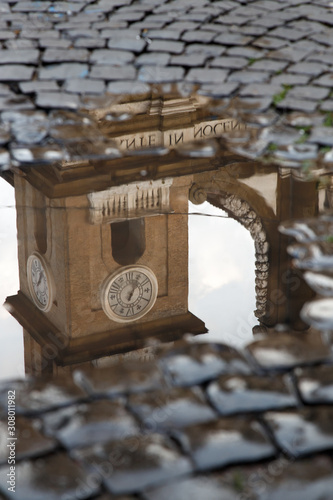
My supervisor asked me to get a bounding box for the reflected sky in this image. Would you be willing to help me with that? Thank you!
[188,201,256,347]
[0,178,24,381]
[0,179,257,380]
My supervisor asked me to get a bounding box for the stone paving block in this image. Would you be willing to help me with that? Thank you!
[210,56,248,69]
[216,14,249,26]
[12,1,51,11]
[158,342,251,387]
[4,39,37,49]
[64,78,106,94]
[171,53,208,67]
[90,65,136,80]
[20,29,60,39]
[250,58,289,73]
[0,31,17,40]
[107,35,146,53]
[226,46,264,59]
[230,24,267,36]
[239,83,283,97]
[246,330,332,371]
[128,386,217,431]
[186,68,229,84]
[310,32,333,47]
[313,72,333,87]
[0,49,39,65]
[288,85,331,101]
[174,417,275,471]
[107,80,151,95]
[145,29,182,41]
[207,373,298,415]
[73,433,193,495]
[197,82,239,97]
[264,407,333,457]
[253,36,287,50]
[42,48,89,63]
[320,100,333,112]
[138,65,185,83]
[90,49,134,65]
[181,30,217,43]
[147,40,185,54]
[0,416,57,464]
[288,61,329,76]
[74,359,166,397]
[0,64,35,81]
[269,27,306,41]
[0,376,87,416]
[144,475,238,500]
[295,364,333,404]
[74,37,106,48]
[39,38,73,49]
[307,51,333,65]
[185,43,226,56]
[39,63,89,80]
[228,71,269,84]
[215,32,254,46]
[0,452,101,500]
[309,127,333,147]
[270,73,311,86]
[43,399,140,449]
[267,46,310,62]
[19,81,59,93]
[135,52,171,66]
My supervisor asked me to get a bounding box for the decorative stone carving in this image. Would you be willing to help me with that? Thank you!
[88,179,173,224]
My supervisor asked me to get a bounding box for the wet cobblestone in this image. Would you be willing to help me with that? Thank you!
[1,1,333,497]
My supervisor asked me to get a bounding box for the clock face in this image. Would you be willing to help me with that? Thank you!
[27,253,53,312]
[102,266,158,322]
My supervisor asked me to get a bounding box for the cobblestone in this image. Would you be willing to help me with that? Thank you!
[1,4,333,495]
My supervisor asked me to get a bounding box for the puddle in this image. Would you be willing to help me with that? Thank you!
[0,87,332,380]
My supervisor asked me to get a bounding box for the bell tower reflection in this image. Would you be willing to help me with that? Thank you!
[3,93,320,376]
[7,171,206,376]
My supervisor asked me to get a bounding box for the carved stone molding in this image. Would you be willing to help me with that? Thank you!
[88,179,173,224]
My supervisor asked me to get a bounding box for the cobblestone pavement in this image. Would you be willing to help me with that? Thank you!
[1,328,333,499]
[0,0,332,110]
[0,0,333,170]
[1,1,333,499]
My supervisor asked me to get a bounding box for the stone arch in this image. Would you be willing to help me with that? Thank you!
[189,183,269,320]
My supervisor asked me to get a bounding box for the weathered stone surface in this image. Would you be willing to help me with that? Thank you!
[186,68,229,84]
[39,63,89,80]
[138,65,185,83]
[159,342,251,387]
[73,433,193,494]
[246,330,331,371]
[0,64,35,81]
[90,65,136,80]
[43,399,139,448]
[128,386,217,430]
[36,92,81,109]
[0,453,100,500]
[175,417,275,471]
[0,416,57,464]
[0,377,86,416]
[74,359,166,397]
[264,407,333,457]
[90,49,134,65]
[207,374,298,415]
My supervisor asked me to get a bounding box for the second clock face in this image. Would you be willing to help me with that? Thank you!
[102,266,158,322]
[27,253,53,312]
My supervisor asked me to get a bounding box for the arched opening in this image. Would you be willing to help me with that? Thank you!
[188,199,258,347]
[111,218,145,265]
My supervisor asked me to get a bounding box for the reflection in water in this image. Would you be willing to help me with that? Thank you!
[188,201,256,347]
[0,90,330,380]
